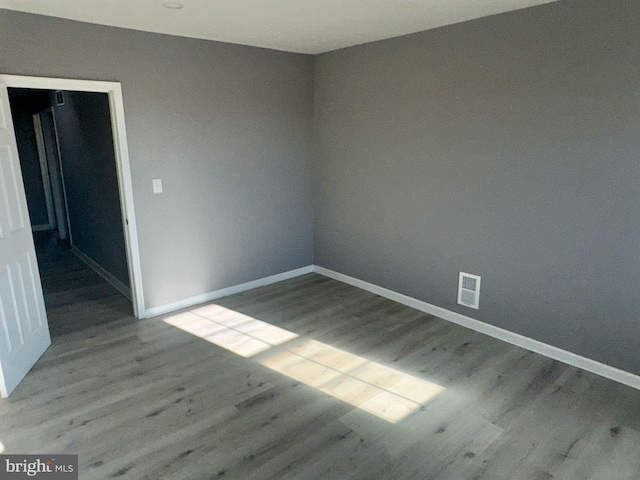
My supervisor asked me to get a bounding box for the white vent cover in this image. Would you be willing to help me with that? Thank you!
[457,272,480,309]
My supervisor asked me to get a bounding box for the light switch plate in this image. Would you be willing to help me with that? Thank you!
[152,178,163,194]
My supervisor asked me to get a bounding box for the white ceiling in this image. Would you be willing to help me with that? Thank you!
[0,0,557,54]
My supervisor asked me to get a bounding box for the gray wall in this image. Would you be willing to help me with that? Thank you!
[314,0,640,374]
[0,9,314,309]
[54,91,129,287]
[3,2,640,376]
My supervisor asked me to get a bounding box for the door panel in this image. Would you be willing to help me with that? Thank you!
[0,81,51,397]
[0,265,23,350]
[0,145,26,233]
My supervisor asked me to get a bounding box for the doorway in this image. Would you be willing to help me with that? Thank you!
[1,75,145,319]
[10,88,128,334]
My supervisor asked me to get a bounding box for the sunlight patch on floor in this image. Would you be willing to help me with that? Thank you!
[164,305,298,358]
[164,305,444,423]
[262,339,444,422]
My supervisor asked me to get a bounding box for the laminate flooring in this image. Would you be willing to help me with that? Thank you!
[35,235,133,336]
[1,266,639,479]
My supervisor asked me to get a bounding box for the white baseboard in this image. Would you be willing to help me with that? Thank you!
[314,266,640,391]
[71,247,132,300]
[145,265,315,318]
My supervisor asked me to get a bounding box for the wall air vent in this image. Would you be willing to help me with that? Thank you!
[55,90,65,106]
[457,272,480,309]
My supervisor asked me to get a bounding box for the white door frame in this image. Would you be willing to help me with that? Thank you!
[1,74,146,318]
[32,113,57,231]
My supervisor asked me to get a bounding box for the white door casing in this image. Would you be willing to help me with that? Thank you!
[33,112,57,231]
[0,74,146,320]
[0,81,51,398]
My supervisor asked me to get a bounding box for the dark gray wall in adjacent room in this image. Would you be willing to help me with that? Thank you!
[8,94,49,227]
[0,9,314,309]
[54,91,130,287]
[313,0,640,374]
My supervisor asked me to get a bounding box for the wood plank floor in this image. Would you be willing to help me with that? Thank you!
[1,262,640,479]
[34,235,133,336]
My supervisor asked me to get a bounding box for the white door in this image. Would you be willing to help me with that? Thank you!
[0,81,51,397]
